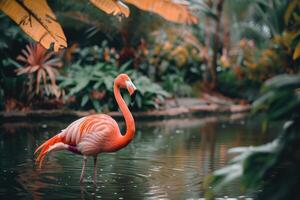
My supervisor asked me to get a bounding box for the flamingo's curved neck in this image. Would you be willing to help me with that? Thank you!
[114,81,135,148]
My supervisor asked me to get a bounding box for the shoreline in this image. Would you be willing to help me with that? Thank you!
[0,98,250,122]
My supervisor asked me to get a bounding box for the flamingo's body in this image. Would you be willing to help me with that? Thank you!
[34,74,136,183]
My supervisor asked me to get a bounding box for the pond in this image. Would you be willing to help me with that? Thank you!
[0,114,281,200]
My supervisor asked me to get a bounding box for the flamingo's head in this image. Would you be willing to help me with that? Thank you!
[116,73,136,96]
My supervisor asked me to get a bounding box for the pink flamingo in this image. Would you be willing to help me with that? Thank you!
[34,74,136,183]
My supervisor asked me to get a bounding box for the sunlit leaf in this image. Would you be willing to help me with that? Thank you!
[90,0,130,17]
[124,0,198,24]
[0,0,67,51]
[284,0,299,25]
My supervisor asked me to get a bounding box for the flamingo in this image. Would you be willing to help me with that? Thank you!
[34,73,136,184]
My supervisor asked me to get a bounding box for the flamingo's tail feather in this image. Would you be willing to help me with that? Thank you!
[34,135,66,168]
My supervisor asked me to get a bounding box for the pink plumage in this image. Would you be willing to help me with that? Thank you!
[34,74,137,183]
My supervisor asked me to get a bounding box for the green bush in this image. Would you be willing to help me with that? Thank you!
[135,29,203,86]
[0,58,29,111]
[218,69,261,102]
[162,73,193,97]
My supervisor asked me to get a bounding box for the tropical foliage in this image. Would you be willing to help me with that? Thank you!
[0,69,27,111]
[214,0,300,100]
[59,44,170,112]
[59,61,169,112]
[135,28,202,96]
[0,0,197,51]
[15,43,63,98]
[204,1,300,199]
[0,14,27,51]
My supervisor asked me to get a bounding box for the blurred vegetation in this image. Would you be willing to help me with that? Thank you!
[205,74,300,200]
[0,0,299,109]
[204,0,300,199]
[0,0,299,110]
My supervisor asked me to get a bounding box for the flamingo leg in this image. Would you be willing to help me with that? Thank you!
[80,156,87,183]
[93,156,97,184]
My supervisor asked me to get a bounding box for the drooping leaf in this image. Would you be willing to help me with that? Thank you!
[124,0,198,24]
[90,0,130,17]
[264,74,300,90]
[284,0,299,25]
[0,0,67,51]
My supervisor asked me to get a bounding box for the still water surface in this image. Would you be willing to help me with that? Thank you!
[0,115,281,199]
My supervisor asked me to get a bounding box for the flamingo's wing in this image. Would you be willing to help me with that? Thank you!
[76,126,113,155]
[60,114,117,155]
[34,116,88,167]
[34,114,116,167]
[59,116,87,145]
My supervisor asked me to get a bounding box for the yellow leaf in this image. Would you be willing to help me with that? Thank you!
[0,0,67,51]
[284,0,299,25]
[124,0,198,24]
[293,42,300,60]
[90,0,130,17]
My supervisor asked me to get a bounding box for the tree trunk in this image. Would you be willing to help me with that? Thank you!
[202,0,213,89]
[222,14,230,56]
[210,0,225,90]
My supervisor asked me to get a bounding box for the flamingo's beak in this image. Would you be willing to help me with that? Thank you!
[126,80,136,96]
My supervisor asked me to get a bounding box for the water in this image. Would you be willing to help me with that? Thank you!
[0,114,281,199]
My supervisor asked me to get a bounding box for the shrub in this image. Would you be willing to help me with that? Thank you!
[15,43,63,98]
[59,60,169,112]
